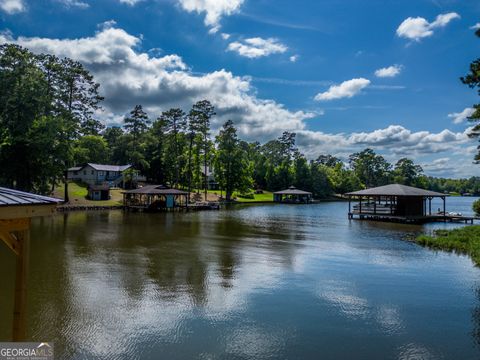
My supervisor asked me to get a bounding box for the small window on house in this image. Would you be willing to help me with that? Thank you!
[98,171,104,176]
[91,170,94,175]
[83,171,86,175]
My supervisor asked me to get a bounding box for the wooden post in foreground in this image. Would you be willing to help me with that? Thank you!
[0,218,30,341]
[12,226,30,341]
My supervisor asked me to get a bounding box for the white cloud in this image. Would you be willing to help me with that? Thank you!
[396,12,460,41]
[470,23,480,30]
[58,0,89,8]
[375,65,402,78]
[118,0,143,5]
[177,0,244,31]
[314,78,370,101]
[221,33,230,40]
[289,55,299,63]
[227,37,288,58]
[0,0,25,14]
[297,125,470,160]
[448,107,475,124]
[1,27,310,141]
[2,25,476,177]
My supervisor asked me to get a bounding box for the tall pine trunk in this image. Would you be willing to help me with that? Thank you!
[187,134,194,205]
[204,135,208,201]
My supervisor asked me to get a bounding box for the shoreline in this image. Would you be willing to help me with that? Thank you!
[56,197,348,212]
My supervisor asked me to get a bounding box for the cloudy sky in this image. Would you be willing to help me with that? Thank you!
[0,0,479,178]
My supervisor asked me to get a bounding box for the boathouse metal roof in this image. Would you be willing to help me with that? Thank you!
[0,187,63,206]
[274,186,312,195]
[123,185,189,195]
[345,184,446,197]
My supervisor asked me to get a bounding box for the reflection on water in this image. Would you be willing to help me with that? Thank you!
[0,198,479,359]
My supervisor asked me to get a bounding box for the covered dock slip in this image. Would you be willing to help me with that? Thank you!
[345,184,460,224]
[0,187,62,340]
[123,185,189,211]
[273,186,313,204]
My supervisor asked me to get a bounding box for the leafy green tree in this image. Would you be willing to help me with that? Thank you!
[144,117,168,184]
[315,154,341,167]
[308,162,333,198]
[349,148,392,187]
[0,44,49,191]
[124,105,150,172]
[294,152,310,190]
[214,120,253,201]
[57,58,104,137]
[73,135,109,164]
[461,30,480,161]
[473,199,480,216]
[326,163,363,194]
[189,100,215,200]
[393,158,424,186]
[160,108,187,187]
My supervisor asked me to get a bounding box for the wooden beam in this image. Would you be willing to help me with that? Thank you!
[0,229,20,256]
[0,204,57,220]
[12,228,30,341]
[0,219,30,256]
[0,218,30,231]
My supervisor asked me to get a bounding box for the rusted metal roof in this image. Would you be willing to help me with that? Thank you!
[274,186,312,195]
[0,187,63,206]
[346,184,446,197]
[123,185,189,195]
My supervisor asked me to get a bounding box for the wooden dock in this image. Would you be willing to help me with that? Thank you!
[348,211,477,224]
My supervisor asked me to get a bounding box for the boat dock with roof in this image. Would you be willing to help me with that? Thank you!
[345,184,476,224]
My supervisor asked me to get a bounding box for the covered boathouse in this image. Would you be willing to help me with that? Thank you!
[123,185,189,211]
[346,184,449,223]
[0,187,62,340]
[273,186,313,204]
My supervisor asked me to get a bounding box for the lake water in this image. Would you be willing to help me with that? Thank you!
[1,197,480,359]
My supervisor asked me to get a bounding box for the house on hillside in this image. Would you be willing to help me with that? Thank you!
[67,163,141,188]
[201,166,219,190]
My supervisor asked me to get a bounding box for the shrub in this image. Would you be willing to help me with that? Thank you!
[473,199,480,216]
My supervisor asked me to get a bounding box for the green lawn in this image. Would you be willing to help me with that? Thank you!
[416,225,480,266]
[233,191,273,203]
[54,182,124,206]
[192,189,274,202]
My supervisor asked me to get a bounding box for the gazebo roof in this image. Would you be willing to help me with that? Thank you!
[123,185,189,195]
[345,184,445,197]
[274,186,312,195]
[0,187,62,206]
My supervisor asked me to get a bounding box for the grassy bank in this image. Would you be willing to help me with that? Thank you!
[233,191,273,203]
[416,225,480,266]
[53,182,124,206]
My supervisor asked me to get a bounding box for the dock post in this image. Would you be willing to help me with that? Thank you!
[12,226,30,341]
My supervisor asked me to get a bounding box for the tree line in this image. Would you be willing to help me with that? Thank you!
[2,43,480,200]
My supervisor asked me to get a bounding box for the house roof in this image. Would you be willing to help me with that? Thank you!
[86,163,132,172]
[274,186,312,195]
[123,185,189,195]
[0,187,63,206]
[68,166,82,172]
[345,184,446,197]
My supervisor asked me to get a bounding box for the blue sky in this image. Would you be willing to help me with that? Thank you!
[1,0,479,177]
